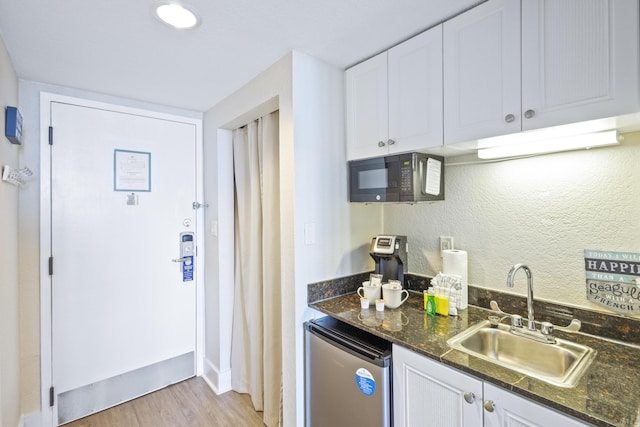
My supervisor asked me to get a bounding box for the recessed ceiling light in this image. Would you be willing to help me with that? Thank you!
[155,3,199,29]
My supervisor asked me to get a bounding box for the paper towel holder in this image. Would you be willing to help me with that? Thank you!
[442,249,468,309]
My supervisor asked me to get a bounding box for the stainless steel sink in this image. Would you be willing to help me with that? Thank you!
[447,321,595,387]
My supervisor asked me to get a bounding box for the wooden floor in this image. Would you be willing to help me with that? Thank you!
[64,377,266,427]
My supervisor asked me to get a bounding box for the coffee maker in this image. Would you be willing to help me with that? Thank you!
[369,235,408,286]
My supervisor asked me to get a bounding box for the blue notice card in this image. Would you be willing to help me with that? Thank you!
[182,256,194,282]
[355,368,376,396]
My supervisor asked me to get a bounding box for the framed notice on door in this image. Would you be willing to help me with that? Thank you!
[114,149,151,192]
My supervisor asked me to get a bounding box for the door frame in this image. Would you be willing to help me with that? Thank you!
[38,92,205,427]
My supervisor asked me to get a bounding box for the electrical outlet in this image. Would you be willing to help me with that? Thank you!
[440,236,454,257]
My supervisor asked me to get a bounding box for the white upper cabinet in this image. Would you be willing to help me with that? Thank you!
[388,26,444,154]
[444,0,639,145]
[346,25,443,160]
[443,0,521,144]
[345,51,389,160]
[521,0,639,131]
[348,0,639,155]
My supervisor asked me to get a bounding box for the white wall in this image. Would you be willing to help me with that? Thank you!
[0,31,21,427]
[202,53,292,398]
[383,134,640,314]
[203,51,379,427]
[17,80,202,423]
[290,53,380,424]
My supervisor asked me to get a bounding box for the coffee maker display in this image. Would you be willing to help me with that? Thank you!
[369,235,408,287]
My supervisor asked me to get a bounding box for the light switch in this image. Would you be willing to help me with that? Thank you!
[304,223,316,245]
[210,220,218,236]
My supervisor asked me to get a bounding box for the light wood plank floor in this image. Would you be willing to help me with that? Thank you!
[64,377,266,427]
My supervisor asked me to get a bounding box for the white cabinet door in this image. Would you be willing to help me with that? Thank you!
[483,383,589,427]
[346,52,389,160]
[521,0,639,131]
[347,26,445,160]
[393,345,483,427]
[443,0,521,145]
[388,24,444,152]
[444,0,639,145]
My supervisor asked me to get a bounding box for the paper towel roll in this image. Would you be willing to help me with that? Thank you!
[443,249,468,309]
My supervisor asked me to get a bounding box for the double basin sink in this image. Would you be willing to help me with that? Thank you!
[447,320,595,387]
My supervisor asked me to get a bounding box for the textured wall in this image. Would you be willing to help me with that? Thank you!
[0,33,21,427]
[383,132,640,312]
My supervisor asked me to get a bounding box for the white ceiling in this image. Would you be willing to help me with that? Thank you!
[0,0,483,112]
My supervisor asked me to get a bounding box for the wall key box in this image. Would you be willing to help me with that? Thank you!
[5,106,23,145]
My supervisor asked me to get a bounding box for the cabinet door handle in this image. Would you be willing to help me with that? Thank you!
[378,141,386,147]
[463,392,476,404]
[524,109,536,119]
[504,114,515,123]
[387,139,396,146]
[483,400,496,413]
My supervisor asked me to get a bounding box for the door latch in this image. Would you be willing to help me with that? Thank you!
[192,201,209,210]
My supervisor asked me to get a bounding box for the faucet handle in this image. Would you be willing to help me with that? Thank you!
[554,319,581,333]
[540,322,554,335]
[489,300,508,316]
[511,314,523,328]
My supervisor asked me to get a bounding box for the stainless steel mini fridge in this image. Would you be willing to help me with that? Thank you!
[305,316,392,427]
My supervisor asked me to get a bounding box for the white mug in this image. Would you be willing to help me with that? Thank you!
[357,281,381,304]
[382,283,409,309]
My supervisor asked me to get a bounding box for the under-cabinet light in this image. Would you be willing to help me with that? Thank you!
[477,130,621,159]
[155,3,199,29]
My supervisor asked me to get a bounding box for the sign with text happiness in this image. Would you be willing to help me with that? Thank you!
[584,249,640,315]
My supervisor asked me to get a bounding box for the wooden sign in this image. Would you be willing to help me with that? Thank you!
[584,249,640,315]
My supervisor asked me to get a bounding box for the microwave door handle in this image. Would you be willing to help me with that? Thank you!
[419,158,427,195]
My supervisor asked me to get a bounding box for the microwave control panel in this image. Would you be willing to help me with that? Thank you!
[399,158,414,196]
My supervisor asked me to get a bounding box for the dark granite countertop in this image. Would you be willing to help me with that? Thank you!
[310,292,640,427]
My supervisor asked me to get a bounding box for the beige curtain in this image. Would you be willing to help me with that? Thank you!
[231,111,282,427]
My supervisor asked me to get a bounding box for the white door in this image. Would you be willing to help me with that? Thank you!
[48,100,198,425]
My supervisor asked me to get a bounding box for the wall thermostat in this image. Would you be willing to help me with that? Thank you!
[5,106,23,145]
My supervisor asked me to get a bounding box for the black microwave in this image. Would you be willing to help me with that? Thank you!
[348,152,444,203]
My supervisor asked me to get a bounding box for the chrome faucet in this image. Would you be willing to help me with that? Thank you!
[506,264,536,330]
[490,264,583,345]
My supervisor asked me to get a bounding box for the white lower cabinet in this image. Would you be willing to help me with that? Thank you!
[393,344,482,426]
[392,345,588,427]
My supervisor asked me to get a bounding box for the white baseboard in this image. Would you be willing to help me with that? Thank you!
[20,412,42,427]
[202,357,232,394]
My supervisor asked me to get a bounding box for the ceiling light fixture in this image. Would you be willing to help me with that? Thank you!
[155,3,199,29]
[477,130,621,160]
